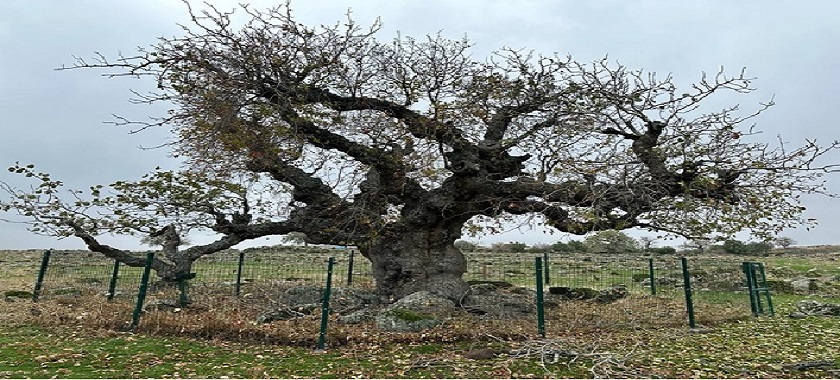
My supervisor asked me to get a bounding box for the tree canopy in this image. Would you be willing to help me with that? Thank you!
[2,3,838,299]
[584,230,639,254]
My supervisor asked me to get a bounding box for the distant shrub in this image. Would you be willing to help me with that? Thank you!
[551,240,589,253]
[650,247,676,255]
[454,240,477,252]
[722,239,749,255]
[746,242,774,255]
[492,242,528,253]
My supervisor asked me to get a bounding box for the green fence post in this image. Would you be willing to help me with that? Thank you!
[750,264,766,314]
[316,257,335,352]
[174,272,195,306]
[535,257,546,338]
[130,251,155,330]
[107,260,120,301]
[742,262,758,316]
[757,263,775,316]
[543,251,550,286]
[179,280,188,306]
[32,249,52,302]
[680,257,697,328]
[648,257,657,296]
[346,250,355,286]
[234,251,245,297]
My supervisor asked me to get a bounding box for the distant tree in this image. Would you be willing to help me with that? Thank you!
[566,240,589,253]
[722,239,749,255]
[550,241,568,252]
[682,238,712,254]
[492,242,529,253]
[550,240,589,253]
[638,236,656,252]
[746,241,774,255]
[773,236,796,249]
[453,240,477,252]
[584,230,639,254]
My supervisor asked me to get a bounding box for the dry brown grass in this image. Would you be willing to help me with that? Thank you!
[8,289,751,350]
[0,248,757,349]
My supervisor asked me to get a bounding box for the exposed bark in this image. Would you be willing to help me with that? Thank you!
[67,217,293,282]
[362,226,469,301]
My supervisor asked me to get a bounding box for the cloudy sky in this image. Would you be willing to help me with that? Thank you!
[1,1,838,250]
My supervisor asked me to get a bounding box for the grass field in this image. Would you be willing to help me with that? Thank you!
[1,247,839,378]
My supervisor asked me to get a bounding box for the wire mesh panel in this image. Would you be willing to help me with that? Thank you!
[31,248,759,334]
[684,256,754,325]
[36,250,118,298]
[537,254,683,331]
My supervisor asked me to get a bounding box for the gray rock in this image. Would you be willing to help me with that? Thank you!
[273,285,380,314]
[373,291,455,332]
[329,288,380,311]
[337,309,376,324]
[468,283,503,296]
[462,285,535,318]
[252,285,384,324]
[596,285,628,303]
[791,278,819,294]
[389,291,456,316]
[256,305,312,323]
[374,308,443,332]
[796,300,840,316]
[280,285,324,305]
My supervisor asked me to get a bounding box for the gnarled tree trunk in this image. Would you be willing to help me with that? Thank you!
[156,254,194,282]
[362,226,470,302]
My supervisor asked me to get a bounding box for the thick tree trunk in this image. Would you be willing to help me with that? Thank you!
[156,255,194,282]
[363,227,470,302]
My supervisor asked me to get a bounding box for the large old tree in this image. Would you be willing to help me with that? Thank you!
[2,4,838,300]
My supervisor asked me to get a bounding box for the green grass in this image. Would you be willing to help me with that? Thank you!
[0,324,555,378]
[764,256,840,276]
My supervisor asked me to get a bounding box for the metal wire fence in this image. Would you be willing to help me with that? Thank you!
[27,248,760,332]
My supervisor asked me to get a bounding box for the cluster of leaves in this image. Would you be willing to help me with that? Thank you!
[0,163,259,238]
[582,230,640,254]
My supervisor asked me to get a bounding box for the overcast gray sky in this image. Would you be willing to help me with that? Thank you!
[1,1,838,250]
